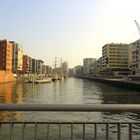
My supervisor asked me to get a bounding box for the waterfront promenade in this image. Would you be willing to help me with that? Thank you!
[80,76,140,91]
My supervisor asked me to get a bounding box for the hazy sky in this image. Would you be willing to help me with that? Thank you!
[0,0,140,68]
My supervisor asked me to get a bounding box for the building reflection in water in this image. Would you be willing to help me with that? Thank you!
[0,82,25,121]
[0,82,15,103]
[95,82,140,121]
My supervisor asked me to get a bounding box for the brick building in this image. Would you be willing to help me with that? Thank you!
[23,55,30,73]
[0,39,13,71]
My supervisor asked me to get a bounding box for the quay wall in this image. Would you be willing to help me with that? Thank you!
[80,76,140,91]
[0,71,14,83]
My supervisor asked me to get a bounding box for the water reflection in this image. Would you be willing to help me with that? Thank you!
[87,81,140,121]
[0,82,26,121]
[15,82,26,103]
[0,82,14,103]
[0,78,140,139]
[0,78,140,122]
[81,79,103,104]
[99,83,140,104]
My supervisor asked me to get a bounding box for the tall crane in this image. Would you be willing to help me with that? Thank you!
[134,20,140,37]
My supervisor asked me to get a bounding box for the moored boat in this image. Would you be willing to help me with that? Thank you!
[35,78,51,84]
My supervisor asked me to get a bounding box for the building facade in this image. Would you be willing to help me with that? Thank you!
[23,55,33,74]
[23,55,30,73]
[90,57,103,77]
[36,60,44,74]
[61,61,68,76]
[42,65,47,74]
[68,68,74,77]
[29,57,32,73]
[131,39,140,75]
[32,58,37,74]
[10,41,23,73]
[74,65,83,77]
[101,43,131,76]
[0,40,13,71]
[83,58,96,76]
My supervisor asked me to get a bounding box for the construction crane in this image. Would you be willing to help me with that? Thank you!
[134,20,140,37]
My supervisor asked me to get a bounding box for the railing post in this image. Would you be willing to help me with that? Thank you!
[106,123,109,140]
[47,123,49,140]
[59,122,61,140]
[10,122,13,140]
[94,123,97,140]
[117,123,121,140]
[22,122,25,140]
[35,122,37,140]
[71,123,73,140]
[83,123,85,140]
[129,123,132,140]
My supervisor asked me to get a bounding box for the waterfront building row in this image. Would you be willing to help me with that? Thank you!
[131,39,140,75]
[91,43,131,77]
[0,39,51,75]
[74,39,140,78]
[0,39,69,77]
[23,55,51,74]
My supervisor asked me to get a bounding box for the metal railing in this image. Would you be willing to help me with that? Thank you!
[1,104,140,111]
[0,104,140,140]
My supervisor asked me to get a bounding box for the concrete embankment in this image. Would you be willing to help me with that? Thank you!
[0,71,14,83]
[80,76,140,91]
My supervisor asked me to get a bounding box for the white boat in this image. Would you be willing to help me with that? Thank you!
[35,78,52,84]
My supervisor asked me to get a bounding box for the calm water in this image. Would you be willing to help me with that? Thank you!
[0,77,140,121]
[0,77,140,139]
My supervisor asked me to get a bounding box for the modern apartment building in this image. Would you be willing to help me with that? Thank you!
[23,55,30,73]
[61,61,68,75]
[101,43,131,76]
[0,40,14,82]
[23,55,33,73]
[0,40,13,71]
[83,58,96,76]
[42,65,47,74]
[10,41,23,73]
[131,39,140,75]
[32,58,37,74]
[29,57,32,73]
[74,65,83,77]
[36,60,44,74]
[91,57,103,77]
[68,68,74,77]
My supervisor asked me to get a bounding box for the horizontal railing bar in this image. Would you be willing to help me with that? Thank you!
[0,121,139,124]
[0,104,140,112]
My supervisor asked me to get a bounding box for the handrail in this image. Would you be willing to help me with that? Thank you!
[0,104,140,111]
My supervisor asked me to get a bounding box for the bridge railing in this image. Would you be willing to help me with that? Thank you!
[0,104,140,140]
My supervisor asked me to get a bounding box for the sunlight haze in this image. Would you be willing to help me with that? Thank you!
[0,0,140,68]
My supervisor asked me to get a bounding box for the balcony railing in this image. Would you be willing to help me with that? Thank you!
[0,104,140,140]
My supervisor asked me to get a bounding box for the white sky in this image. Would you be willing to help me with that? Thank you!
[0,0,140,68]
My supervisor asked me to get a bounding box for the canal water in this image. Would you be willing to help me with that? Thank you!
[0,77,140,139]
